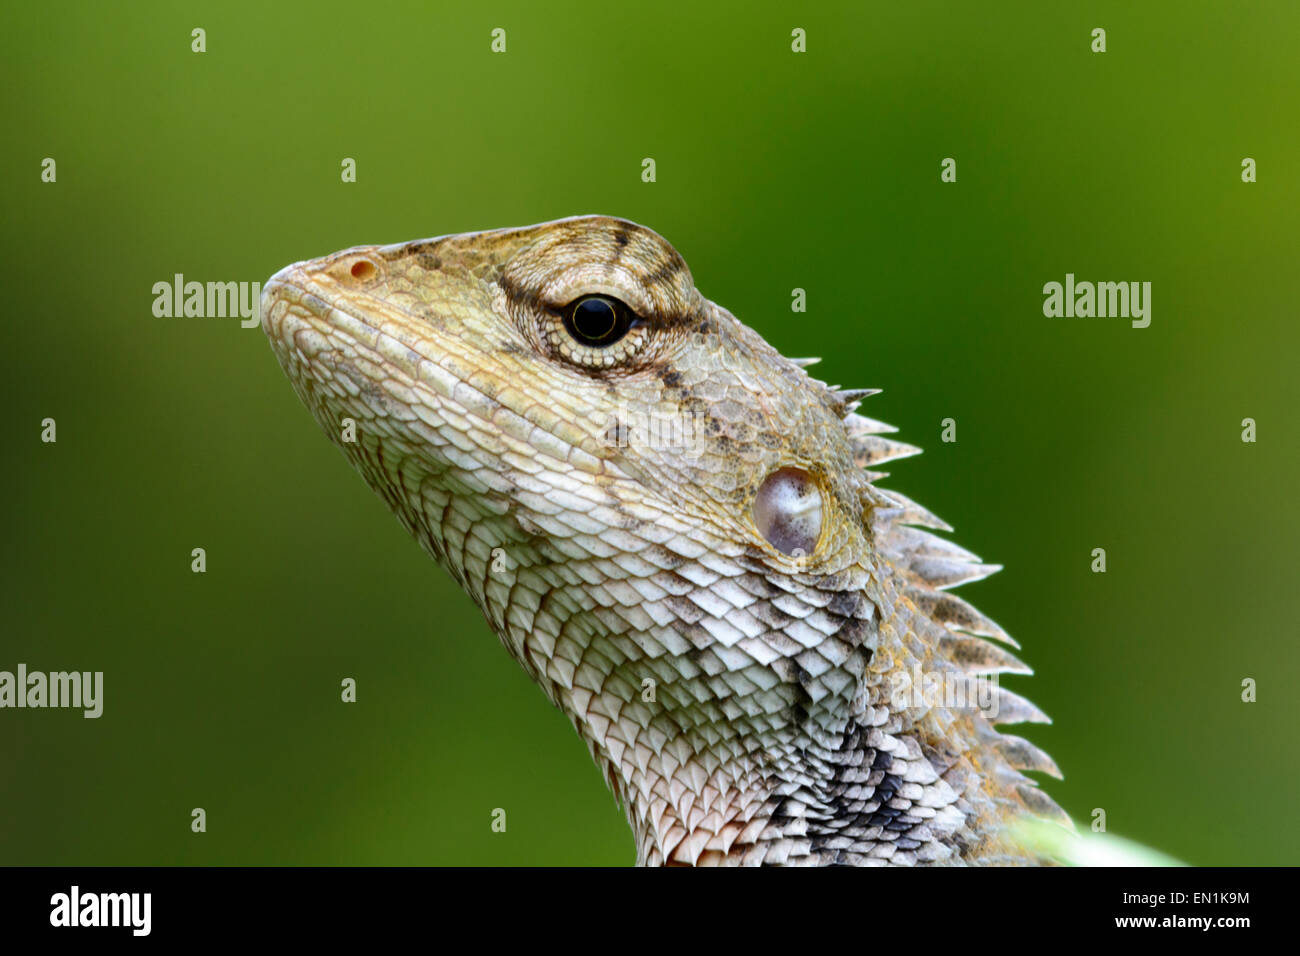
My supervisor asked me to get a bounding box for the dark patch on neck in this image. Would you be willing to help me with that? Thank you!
[642,544,685,571]
[833,616,874,650]
[827,590,863,617]
[753,600,796,631]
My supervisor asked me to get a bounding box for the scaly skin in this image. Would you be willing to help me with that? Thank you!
[261,216,1066,865]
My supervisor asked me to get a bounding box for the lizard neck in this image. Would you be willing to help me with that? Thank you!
[486,545,934,866]
[408,491,979,865]
[355,441,995,865]
[557,657,880,866]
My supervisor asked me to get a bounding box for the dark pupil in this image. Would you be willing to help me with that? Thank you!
[569,297,623,345]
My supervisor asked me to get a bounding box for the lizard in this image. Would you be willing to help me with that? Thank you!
[260,215,1068,866]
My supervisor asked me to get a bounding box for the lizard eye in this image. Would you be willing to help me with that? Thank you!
[542,294,650,370]
[564,295,635,347]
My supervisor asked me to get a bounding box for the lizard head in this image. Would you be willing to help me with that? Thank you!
[261,215,871,579]
[261,215,1063,865]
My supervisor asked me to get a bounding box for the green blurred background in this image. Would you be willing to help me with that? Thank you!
[2,1,1295,865]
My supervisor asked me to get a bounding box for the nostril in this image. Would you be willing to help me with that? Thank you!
[350,260,377,280]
